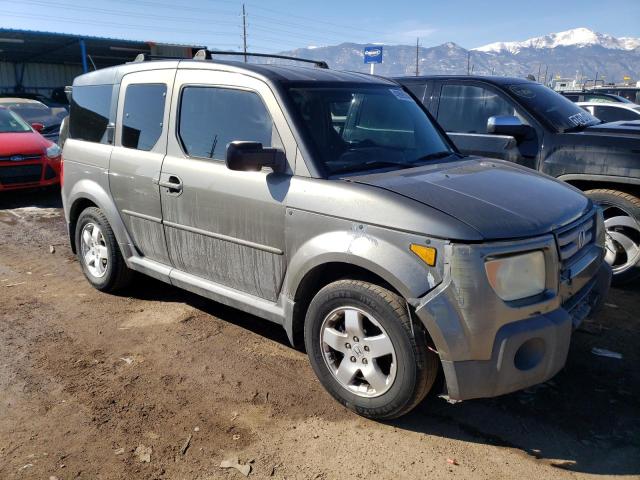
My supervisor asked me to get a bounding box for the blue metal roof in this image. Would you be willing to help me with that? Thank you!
[0,28,201,68]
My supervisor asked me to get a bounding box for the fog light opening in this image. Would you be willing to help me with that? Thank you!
[514,338,545,371]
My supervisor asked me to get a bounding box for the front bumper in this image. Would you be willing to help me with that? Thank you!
[412,236,611,401]
[0,158,61,191]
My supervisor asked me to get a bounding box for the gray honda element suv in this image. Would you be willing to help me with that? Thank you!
[61,53,611,419]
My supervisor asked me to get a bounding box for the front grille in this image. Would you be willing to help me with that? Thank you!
[0,154,42,162]
[0,164,42,185]
[44,164,57,180]
[555,213,596,262]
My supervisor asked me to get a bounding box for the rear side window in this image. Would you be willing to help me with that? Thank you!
[437,84,516,133]
[593,106,639,123]
[178,86,279,160]
[122,84,167,151]
[69,85,112,143]
[402,82,427,102]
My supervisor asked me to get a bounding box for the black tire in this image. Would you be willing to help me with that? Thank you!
[75,207,133,292]
[304,280,439,420]
[586,189,640,285]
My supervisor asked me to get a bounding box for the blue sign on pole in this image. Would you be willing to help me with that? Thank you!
[363,46,383,64]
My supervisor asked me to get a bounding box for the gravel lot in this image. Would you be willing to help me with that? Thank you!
[1,189,638,480]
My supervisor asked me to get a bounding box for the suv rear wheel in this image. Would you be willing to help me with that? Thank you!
[304,279,438,419]
[586,189,640,285]
[75,207,133,292]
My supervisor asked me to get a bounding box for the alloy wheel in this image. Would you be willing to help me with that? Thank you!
[320,306,397,398]
[601,206,640,275]
[80,222,109,278]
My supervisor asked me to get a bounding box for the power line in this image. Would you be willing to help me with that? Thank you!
[249,24,344,44]
[246,3,380,35]
[1,12,241,45]
[415,37,419,76]
[14,0,240,26]
[4,1,352,51]
[248,13,372,39]
[242,3,247,62]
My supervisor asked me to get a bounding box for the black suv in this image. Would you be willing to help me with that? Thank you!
[396,75,640,284]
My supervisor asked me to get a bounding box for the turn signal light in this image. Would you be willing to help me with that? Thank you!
[410,244,437,266]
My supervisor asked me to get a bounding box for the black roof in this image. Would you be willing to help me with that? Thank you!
[395,75,533,86]
[74,58,397,87]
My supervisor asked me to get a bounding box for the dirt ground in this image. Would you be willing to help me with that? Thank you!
[0,189,638,480]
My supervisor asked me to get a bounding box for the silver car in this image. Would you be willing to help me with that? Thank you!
[61,54,611,419]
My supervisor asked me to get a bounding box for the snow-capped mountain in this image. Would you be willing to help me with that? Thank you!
[474,28,640,54]
[273,28,640,82]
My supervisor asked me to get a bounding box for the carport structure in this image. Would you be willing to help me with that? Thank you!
[0,28,200,97]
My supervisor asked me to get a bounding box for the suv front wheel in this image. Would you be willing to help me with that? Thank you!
[304,280,439,419]
[75,207,133,292]
[586,189,640,285]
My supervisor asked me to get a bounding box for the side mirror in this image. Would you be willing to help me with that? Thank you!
[487,115,532,139]
[226,141,284,172]
[31,122,44,132]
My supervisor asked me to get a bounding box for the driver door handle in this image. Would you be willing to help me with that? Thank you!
[158,174,183,194]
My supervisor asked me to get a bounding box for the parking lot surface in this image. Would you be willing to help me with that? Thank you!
[1,190,639,480]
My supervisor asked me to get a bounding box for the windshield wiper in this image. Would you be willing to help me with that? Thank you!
[331,160,418,175]
[413,151,458,162]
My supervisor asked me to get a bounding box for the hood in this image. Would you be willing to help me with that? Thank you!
[350,158,591,240]
[0,131,50,157]
[581,120,640,137]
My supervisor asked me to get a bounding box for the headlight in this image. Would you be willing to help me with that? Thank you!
[485,251,545,301]
[46,144,61,159]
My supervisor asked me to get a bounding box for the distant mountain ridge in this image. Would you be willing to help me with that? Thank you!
[277,28,640,83]
[474,27,640,54]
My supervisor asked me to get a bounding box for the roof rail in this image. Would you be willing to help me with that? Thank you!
[131,53,186,63]
[193,49,329,69]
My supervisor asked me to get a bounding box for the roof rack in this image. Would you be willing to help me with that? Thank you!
[193,49,329,69]
[132,53,186,62]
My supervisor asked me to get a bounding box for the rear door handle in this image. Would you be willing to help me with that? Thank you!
[158,175,183,194]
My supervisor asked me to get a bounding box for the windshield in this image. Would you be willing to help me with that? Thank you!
[288,86,455,175]
[507,83,600,132]
[2,102,54,124]
[0,108,32,133]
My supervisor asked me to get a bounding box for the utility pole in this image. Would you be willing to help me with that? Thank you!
[415,38,419,76]
[467,51,470,75]
[242,4,248,63]
[543,65,549,86]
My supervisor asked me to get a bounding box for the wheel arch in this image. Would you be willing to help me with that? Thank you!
[66,179,133,256]
[559,174,640,199]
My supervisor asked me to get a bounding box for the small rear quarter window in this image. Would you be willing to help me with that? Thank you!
[69,85,113,143]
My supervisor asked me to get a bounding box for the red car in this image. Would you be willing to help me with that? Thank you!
[0,106,62,191]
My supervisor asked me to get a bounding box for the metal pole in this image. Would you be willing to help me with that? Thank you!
[415,37,419,76]
[79,38,88,73]
[242,4,248,63]
[370,63,374,75]
[467,51,470,75]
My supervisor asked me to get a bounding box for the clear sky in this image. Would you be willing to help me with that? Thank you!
[1,0,638,52]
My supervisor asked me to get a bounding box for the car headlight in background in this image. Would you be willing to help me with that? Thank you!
[485,251,545,301]
[46,144,61,159]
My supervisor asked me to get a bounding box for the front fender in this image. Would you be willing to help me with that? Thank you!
[282,209,447,301]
